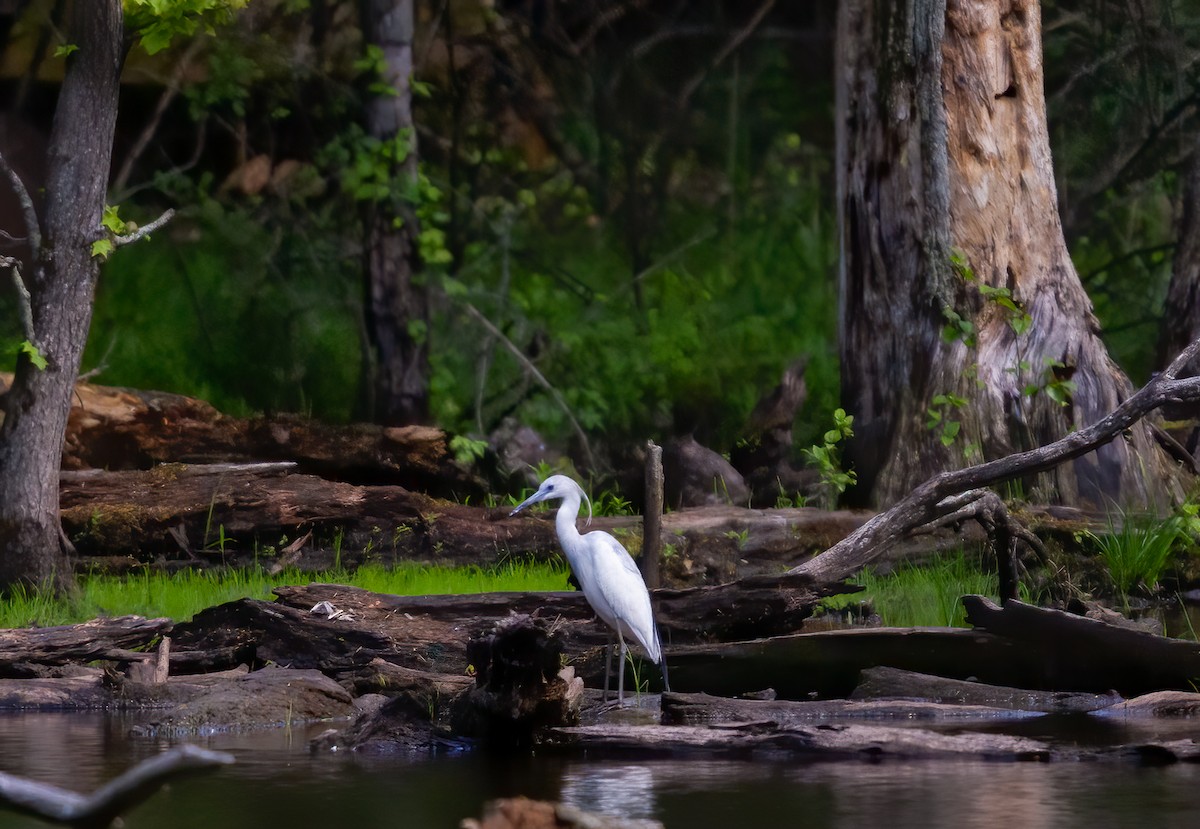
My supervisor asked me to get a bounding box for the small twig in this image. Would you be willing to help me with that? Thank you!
[461,302,596,470]
[1,256,36,344]
[0,147,42,257]
[113,208,175,247]
[113,36,206,193]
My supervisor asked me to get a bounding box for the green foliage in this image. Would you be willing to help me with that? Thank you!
[53,43,78,58]
[831,549,1031,628]
[1087,510,1185,600]
[17,340,46,371]
[802,407,857,508]
[124,0,248,56]
[1021,357,1078,407]
[449,434,488,465]
[925,392,968,448]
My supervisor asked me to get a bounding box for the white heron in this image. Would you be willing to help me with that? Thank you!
[510,474,669,704]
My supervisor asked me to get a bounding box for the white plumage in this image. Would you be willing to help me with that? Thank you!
[510,474,667,703]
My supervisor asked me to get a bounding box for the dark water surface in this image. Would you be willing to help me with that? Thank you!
[2,711,1200,828]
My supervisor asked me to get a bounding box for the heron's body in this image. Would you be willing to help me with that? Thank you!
[511,475,666,702]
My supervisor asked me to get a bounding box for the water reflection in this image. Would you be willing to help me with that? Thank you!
[1,713,1200,828]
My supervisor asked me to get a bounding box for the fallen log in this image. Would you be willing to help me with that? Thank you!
[661,691,1046,726]
[544,721,1054,761]
[850,666,1123,713]
[171,577,831,691]
[0,372,485,498]
[962,596,1200,695]
[0,616,172,677]
[57,463,870,580]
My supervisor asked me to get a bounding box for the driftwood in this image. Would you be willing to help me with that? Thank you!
[791,336,1200,585]
[0,744,233,829]
[0,616,172,676]
[661,691,1047,726]
[544,721,1054,761]
[0,372,488,499]
[850,666,1123,713]
[962,596,1200,695]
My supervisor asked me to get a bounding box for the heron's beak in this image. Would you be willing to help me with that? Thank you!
[509,492,542,517]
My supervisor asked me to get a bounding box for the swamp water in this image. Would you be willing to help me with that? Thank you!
[2,711,1200,828]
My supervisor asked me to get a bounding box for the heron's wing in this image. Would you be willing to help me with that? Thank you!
[586,530,661,662]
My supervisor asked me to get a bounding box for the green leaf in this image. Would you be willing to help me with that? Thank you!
[102,204,126,234]
[91,238,114,259]
[54,43,79,58]
[18,340,47,370]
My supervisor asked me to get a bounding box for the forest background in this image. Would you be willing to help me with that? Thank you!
[0,0,1194,501]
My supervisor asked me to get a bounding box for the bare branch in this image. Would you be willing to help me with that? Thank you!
[113,208,175,247]
[0,148,41,257]
[676,0,776,111]
[0,255,36,344]
[792,335,1200,585]
[0,744,233,828]
[113,36,207,194]
[460,302,596,470]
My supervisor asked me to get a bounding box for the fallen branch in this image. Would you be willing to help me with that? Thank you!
[0,744,233,829]
[791,336,1200,584]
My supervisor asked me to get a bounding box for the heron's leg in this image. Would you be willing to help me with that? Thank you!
[660,647,670,693]
[603,629,614,702]
[617,634,627,706]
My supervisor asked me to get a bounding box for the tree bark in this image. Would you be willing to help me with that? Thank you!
[0,1,124,593]
[1157,139,1200,378]
[837,0,1181,509]
[360,0,429,425]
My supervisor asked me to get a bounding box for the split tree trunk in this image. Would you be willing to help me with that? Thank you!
[360,0,429,425]
[0,1,124,593]
[837,0,1181,509]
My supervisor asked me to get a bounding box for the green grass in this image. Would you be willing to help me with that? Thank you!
[827,549,1028,628]
[1088,512,1182,602]
[0,560,571,629]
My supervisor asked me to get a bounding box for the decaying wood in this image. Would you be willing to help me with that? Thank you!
[449,615,585,747]
[0,616,171,676]
[0,744,233,829]
[962,596,1200,695]
[1091,690,1200,720]
[851,666,1123,713]
[56,461,870,580]
[545,721,1053,761]
[661,691,1046,726]
[793,336,1200,585]
[168,577,834,691]
[0,372,484,498]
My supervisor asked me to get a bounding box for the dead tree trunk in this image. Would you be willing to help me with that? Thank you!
[0,1,124,593]
[837,0,1181,509]
[360,0,429,425]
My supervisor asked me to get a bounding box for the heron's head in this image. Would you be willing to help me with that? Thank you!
[509,474,592,523]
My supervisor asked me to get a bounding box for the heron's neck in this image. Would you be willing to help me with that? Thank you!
[555,492,584,548]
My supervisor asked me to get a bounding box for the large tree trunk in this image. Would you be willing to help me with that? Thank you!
[837,0,1181,509]
[0,1,124,593]
[360,0,429,426]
